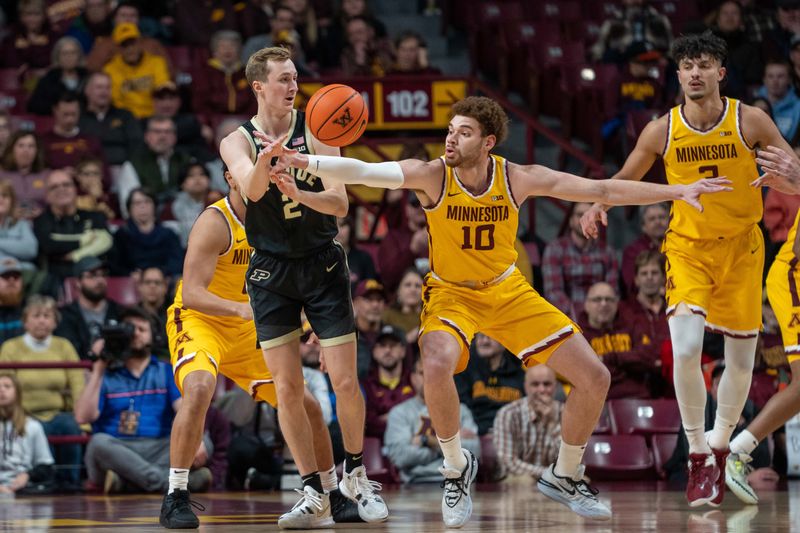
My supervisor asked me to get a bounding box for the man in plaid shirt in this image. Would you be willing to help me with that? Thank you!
[492,365,563,479]
[542,203,619,318]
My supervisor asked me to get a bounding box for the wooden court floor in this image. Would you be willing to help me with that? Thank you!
[0,479,797,532]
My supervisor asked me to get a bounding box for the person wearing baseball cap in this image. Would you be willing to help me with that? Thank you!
[103,22,170,118]
[0,257,24,343]
[353,279,387,378]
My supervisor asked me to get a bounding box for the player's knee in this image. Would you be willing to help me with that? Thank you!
[275,378,305,402]
[181,371,216,408]
[330,372,358,396]
[587,362,611,396]
[421,353,457,383]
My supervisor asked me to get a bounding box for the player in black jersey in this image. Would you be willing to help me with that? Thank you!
[220,46,388,529]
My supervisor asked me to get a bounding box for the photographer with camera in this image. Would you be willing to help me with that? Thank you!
[74,306,182,494]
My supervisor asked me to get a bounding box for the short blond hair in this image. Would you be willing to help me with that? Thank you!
[22,295,60,324]
[245,46,292,85]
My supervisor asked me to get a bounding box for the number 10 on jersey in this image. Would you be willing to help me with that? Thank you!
[461,224,495,250]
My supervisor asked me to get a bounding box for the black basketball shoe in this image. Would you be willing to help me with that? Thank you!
[159,489,205,529]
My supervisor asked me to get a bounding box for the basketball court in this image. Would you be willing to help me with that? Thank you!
[0,480,795,531]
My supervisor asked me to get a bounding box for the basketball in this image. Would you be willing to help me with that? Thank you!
[305,84,369,147]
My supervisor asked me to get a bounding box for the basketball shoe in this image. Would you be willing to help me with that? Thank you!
[339,466,389,522]
[159,489,205,529]
[725,452,758,505]
[439,448,478,528]
[537,464,612,520]
[686,453,720,507]
[708,448,729,507]
[277,485,333,529]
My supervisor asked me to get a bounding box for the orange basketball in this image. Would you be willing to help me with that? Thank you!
[305,84,368,147]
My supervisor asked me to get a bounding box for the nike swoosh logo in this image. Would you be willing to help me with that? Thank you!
[326,262,339,272]
[750,247,759,254]
[447,191,461,197]
[235,238,247,244]
[673,136,685,141]
[538,477,576,495]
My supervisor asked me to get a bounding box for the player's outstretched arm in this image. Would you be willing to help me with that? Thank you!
[742,104,800,194]
[181,209,253,320]
[220,131,288,202]
[511,162,732,215]
[581,117,668,238]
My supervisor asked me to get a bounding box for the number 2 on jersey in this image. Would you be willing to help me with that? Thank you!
[282,195,301,219]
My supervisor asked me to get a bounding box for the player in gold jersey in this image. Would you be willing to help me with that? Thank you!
[581,32,800,508]
[722,208,800,505]
[262,95,727,525]
[159,165,360,529]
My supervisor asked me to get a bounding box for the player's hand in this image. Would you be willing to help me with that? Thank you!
[751,145,800,194]
[253,132,295,166]
[679,176,733,211]
[747,467,780,490]
[272,172,302,201]
[580,203,608,239]
[234,302,253,321]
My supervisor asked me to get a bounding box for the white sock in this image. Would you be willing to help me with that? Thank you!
[708,337,757,450]
[554,440,586,478]
[438,433,467,471]
[730,430,759,456]
[669,314,711,454]
[320,465,338,493]
[168,467,189,494]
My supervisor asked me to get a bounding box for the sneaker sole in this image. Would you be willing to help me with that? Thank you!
[725,471,758,505]
[443,498,473,528]
[537,480,611,521]
[159,516,200,529]
[277,517,335,530]
[687,485,719,508]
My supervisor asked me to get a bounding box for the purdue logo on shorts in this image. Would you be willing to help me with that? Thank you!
[249,269,271,282]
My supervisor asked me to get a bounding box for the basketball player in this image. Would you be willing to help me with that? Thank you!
[219,46,388,526]
[264,95,729,525]
[724,207,800,505]
[580,32,800,507]
[159,165,361,529]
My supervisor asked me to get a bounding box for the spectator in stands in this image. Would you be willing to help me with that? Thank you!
[579,282,657,399]
[456,333,525,436]
[762,0,800,61]
[0,373,55,494]
[33,169,112,297]
[193,30,256,117]
[109,188,184,277]
[65,0,113,53]
[207,118,243,192]
[74,159,117,220]
[591,0,672,65]
[384,356,480,483]
[74,306,195,494]
[340,15,393,77]
[40,92,105,172]
[0,295,84,490]
[0,0,56,75]
[282,0,324,65]
[618,42,665,111]
[319,0,387,69]
[0,112,12,155]
[86,1,171,74]
[378,194,428,292]
[135,266,170,359]
[151,83,214,163]
[0,131,49,220]
[382,268,422,346]
[54,256,122,359]
[353,278,388,378]
[710,1,764,99]
[740,0,776,43]
[542,202,619,318]
[362,324,414,442]
[27,36,90,116]
[757,59,800,143]
[240,4,306,67]
[620,251,669,355]
[0,258,25,344]
[161,162,221,248]
[79,72,144,167]
[621,202,669,297]
[0,181,38,271]
[116,117,193,213]
[387,31,440,75]
[790,36,800,91]
[335,215,377,286]
[173,0,238,48]
[235,0,273,43]
[764,185,800,256]
[103,22,171,119]
[492,365,563,480]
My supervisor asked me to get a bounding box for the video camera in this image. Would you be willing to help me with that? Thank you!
[89,321,135,363]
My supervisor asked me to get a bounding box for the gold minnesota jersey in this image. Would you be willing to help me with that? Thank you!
[173,196,253,307]
[776,209,800,265]
[424,154,518,284]
[662,97,761,240]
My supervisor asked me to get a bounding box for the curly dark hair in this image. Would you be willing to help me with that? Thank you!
[450,96,509,146]
[671,31,727,66]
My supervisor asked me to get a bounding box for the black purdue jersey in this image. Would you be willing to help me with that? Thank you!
[238,110,338,257]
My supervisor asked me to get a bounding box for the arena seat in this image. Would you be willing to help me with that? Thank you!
[583,434,656,480]
[625,109,667,183]
[503,21,562,98]
[529,41,586,117]
[467,1,524,80]
[63,276,140,307]
[608,398,682,437]
[651,433,679,479]
[478,433,500,482]
[362,436,398,484]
